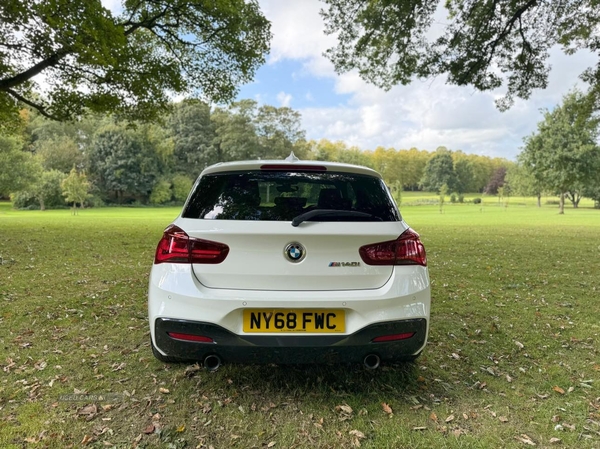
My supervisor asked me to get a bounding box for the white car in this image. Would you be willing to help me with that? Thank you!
[148,155,430,370]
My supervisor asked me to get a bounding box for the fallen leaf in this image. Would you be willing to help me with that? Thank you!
[451,353,460,360]
[336,404,353,415]
[499,416,509,423]
[176,424,185,432]
[516,434,536,446]
[445,414,455,423]
[267,442,276,448]
[78,404,98,416]
[349,430,365,439]
[413,426,427,431]
[429,412,438,422]
[382,403,393,415]
[552,386,565,395]
[81,435,94,445]
[549,437,562,444]
[567,386,575,393]
[515,341,524,349]
[143,424,155,434]
[159,387,169,394]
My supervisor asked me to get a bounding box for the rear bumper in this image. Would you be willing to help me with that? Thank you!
[153,317,427,364]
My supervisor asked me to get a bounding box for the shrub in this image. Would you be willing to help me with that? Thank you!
[149,179,172,205]
[172,174,193,203]
[450,193,457,203]
[458,194,465,203]
[473,198,482,204]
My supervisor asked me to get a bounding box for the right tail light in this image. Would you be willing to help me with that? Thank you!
[359,228,427,266]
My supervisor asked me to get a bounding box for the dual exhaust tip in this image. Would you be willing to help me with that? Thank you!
[202,353,381,371]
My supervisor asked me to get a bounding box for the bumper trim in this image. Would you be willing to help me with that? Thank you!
[154,317,427,364]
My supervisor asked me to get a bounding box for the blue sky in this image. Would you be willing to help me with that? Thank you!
[234,0,596,160]
[100,0,596,160]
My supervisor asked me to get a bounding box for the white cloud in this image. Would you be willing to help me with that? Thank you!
[277,91,292,107]
[257,1,597,159]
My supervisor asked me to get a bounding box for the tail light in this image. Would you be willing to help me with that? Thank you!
[372,332,415,343]
[359,228,427,266]
[154,225,229,264]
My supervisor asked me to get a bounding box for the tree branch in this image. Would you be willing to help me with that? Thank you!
[0,50,67,91]
[5,88,61,120]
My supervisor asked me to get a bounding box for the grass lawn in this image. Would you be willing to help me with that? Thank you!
[1,200,599,448]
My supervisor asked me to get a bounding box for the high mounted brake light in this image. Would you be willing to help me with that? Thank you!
[154,225,229,264]
[260,164,327,171]
[359,228,427,267]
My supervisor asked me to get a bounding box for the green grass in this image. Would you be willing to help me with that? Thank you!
[1,200,599,448]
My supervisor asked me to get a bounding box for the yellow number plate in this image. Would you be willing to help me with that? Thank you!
[243,309,345,333]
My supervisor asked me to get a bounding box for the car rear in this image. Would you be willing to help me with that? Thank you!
[148,159,430,368]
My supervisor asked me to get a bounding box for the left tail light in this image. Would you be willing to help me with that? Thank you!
[154,225,229,264]
[359,228,427,266]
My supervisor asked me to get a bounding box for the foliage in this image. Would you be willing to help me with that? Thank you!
[520,90,600,213]
[420,147,457,192]
[212,100,306,162]
[171,174,194,203]
[0,134,38,196]
[322,0,600,110]
[169,100,218,177]
[61,168,91,208]
[0,0,271,126]
[149,179,173,205]
[34,135,83,173]
[88,124,165,203]
[484,166,507,195]
[35,170,67,210]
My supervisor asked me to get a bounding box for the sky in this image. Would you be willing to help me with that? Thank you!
[235,0,597,160]
[98,0,596,161]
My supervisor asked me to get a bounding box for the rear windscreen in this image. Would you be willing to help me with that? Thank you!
[182,171,399,222]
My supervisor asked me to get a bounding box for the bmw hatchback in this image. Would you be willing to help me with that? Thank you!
[148,156,430,370]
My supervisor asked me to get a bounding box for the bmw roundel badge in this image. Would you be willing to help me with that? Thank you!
[284,242,306,263]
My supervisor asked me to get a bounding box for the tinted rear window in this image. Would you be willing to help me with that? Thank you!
[182,170,399,222]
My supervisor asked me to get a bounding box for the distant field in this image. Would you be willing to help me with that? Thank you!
[1,201,599,448]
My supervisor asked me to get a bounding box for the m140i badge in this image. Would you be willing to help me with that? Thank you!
[284,242,306,263]
[329,262,361,267]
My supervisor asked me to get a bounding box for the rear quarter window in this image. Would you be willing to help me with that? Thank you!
[182,170,400,222]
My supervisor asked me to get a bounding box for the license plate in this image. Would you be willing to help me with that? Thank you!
[243,309,345,333]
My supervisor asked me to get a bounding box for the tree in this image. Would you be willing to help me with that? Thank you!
[61,168,91,211]
[506,163,544,207]
[322,0,600,110]
[32,170,67,210]
[169,100,218,177]
[520,90,600,214]
[420,147,457,192]
[88,124,163,202]
[34,135,83,173]
[0,0,271,126]
[0,135,37,196]
[255,105,306,159]
[453,157,475,193]
[484,166,508,195]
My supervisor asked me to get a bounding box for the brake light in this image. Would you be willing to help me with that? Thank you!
[154,225,229,264]
[260,164,327,171]
[359,229,427,266]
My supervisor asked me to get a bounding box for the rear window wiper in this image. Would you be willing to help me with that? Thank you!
[291,209,382,227]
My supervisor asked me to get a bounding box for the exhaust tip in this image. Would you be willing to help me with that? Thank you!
[203,354,221,371]
[363,354,381,370]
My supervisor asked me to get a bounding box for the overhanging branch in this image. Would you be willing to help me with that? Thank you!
[6,89,61,121]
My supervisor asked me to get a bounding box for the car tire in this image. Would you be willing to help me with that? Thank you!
[151,340,184,363]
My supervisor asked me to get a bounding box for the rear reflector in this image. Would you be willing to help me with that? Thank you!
[372,332,415,343]
[154,225,229,264]
[359,228,427,266]
[167,332,214,343]
[260,164,327,171]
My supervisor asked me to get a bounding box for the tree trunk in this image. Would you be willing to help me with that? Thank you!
[558,192,565,214]
[39,198,45,211]
[536,193,541,208]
